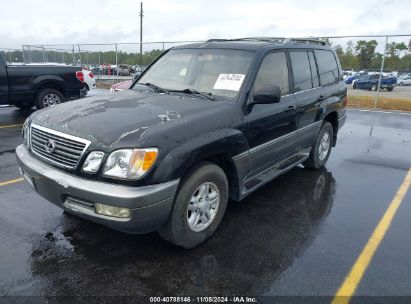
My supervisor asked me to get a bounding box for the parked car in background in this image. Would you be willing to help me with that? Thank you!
[345,71,368,84]
[397,73,411,82]
[91,66,102,76]
[17,38,347,248]
[398,76,411,86]
[82,69,96,91]
[110,80,132,92]
[118,64,132,76]
[0,53,86,109]
[353,74,397,91]
[110,73,140,92]
[342,70,355,80]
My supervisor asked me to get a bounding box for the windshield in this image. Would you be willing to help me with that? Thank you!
[136,48,254,100]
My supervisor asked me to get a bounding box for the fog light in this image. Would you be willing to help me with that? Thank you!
[95,203,131,218]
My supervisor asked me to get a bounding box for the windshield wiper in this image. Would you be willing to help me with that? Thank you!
[141,82,169,94]
[170,88,215,101]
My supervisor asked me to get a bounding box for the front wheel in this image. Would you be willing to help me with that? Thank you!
[159,163,228,249]
[386,86,393,92]
[303,122,334,170]
[372,84,378,91]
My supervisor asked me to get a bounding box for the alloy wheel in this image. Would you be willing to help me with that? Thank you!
[187,182,220,232]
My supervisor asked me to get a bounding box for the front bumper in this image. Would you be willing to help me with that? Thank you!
[16,145,179,234]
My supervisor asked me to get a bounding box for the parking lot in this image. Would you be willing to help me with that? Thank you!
[1,105,411,301]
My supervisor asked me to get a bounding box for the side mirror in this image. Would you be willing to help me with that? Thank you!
[252,85,282,105]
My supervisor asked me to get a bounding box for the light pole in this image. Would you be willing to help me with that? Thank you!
[139,2,143,66]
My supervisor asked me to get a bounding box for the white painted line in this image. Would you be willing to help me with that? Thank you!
[347,108,411,116]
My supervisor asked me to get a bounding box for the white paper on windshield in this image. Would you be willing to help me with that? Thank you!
[213,74,245,91]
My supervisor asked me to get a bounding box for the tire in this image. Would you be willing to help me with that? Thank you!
[15,103,33,110]
[159,162,228,249]
[399,82,404,86]
[352,82,357,89]
[84,83,90,91]
[372,84,378,91]
[387,86,393,92]
[35,88,65,109]
[303,122,334,170]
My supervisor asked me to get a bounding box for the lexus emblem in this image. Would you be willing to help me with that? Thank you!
[45,139,56,154]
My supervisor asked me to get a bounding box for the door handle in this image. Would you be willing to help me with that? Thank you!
[317,95,326,102]
[286,105,296,111]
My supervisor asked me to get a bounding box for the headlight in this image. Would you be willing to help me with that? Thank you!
[82,151,105,173]
[102,148,158,180]
[22,120,30,148]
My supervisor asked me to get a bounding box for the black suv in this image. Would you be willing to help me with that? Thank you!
[17,38,347,248]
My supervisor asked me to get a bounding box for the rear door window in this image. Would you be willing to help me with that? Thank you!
[289,51,312,92]
[314,50,339,85]
[308,52,320,87]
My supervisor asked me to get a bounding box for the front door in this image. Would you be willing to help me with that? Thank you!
[246,51,297,176]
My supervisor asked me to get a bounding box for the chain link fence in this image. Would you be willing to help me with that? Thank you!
[0,48,24,64]
[322,35,411,110]
[2,35,411,110]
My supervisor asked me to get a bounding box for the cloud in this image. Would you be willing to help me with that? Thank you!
[1,0,411,50]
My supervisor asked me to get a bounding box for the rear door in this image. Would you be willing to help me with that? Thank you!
[0,55,8,104]
[314,49,345,123]
[246,51,298,174]
[290,50,323,152]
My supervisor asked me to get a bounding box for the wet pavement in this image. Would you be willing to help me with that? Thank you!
[1,104,411,301]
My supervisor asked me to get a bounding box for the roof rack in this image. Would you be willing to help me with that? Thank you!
[205,37,327,46]
[285,38,327,46]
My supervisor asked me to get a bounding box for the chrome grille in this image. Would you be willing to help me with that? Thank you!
[30,124,91,170]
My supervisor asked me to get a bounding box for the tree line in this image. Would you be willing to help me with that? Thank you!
[322,38,411,72]
[0,49,164,66]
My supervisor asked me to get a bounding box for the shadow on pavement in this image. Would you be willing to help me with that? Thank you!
[0,107,35,125]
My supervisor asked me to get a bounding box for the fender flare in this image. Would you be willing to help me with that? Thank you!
[32,75,66,93]
[151,128,249,184]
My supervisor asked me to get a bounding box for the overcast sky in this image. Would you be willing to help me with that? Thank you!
[1,0,411,50]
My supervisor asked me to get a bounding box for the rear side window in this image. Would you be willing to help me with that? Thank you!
[254,52,289,96]
[314,50,339,85]
[308,52,320,87]
[290,51,312,92]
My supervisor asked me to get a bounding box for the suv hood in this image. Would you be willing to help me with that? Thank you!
[30,90,233,149]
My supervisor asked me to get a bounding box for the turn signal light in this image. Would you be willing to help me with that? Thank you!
[142,151,158,171]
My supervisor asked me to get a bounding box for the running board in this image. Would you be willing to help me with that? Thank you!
[242,153,309,197]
